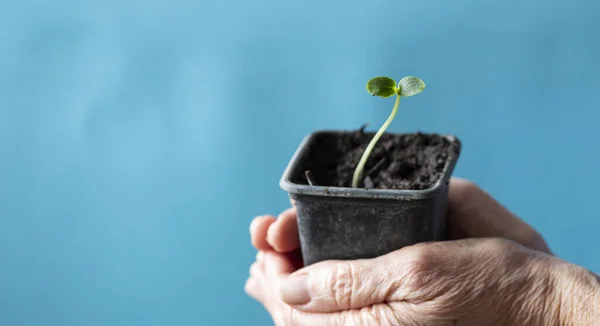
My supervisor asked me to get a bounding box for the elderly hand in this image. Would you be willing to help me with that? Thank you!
[246,179,600,325]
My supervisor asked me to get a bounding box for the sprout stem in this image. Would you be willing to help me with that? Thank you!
[352,94,401,188]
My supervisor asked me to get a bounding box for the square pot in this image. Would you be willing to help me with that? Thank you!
[279,130,462,266]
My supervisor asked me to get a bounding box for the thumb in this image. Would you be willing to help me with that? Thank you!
[278,253,406,313]
[448,178,550,253]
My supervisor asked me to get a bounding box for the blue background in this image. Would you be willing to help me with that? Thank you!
[1,0,599,325]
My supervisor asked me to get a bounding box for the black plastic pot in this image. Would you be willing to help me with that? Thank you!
[280,130,461,266]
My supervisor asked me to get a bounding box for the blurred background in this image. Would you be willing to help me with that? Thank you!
[1,0,599,325]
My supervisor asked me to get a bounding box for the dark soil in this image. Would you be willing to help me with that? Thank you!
[295,129,460,190]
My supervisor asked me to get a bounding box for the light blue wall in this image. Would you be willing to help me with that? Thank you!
[1,1,598,325]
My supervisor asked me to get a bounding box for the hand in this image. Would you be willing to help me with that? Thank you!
[246,179,600,325]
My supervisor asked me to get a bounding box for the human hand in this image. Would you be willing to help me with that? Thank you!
[246,179,600,325]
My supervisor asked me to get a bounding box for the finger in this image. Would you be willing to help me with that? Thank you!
[264,251,297,277]
[245,277,266,304]
[278,252,408,313]
[250,215,277,251]
[267,207,300,253]
[280,302,411,326]
[249,261,265,278]
[256,251,264,262]
[448,178,551,253]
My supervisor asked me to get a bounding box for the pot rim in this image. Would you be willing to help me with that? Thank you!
[279,129,461,200]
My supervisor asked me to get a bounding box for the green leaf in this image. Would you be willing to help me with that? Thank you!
[398,76,426,97]
[366,76,397,98]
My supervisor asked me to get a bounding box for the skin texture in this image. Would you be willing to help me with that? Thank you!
[246,178,600,325]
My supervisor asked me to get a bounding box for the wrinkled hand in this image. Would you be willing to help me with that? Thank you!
[246,179,600,325]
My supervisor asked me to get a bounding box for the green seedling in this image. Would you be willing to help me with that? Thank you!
[351,76,426,188]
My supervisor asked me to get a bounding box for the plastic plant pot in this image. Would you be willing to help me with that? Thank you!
[279,130,462,266]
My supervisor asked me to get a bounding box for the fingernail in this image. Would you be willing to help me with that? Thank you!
[280,274,311,305]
